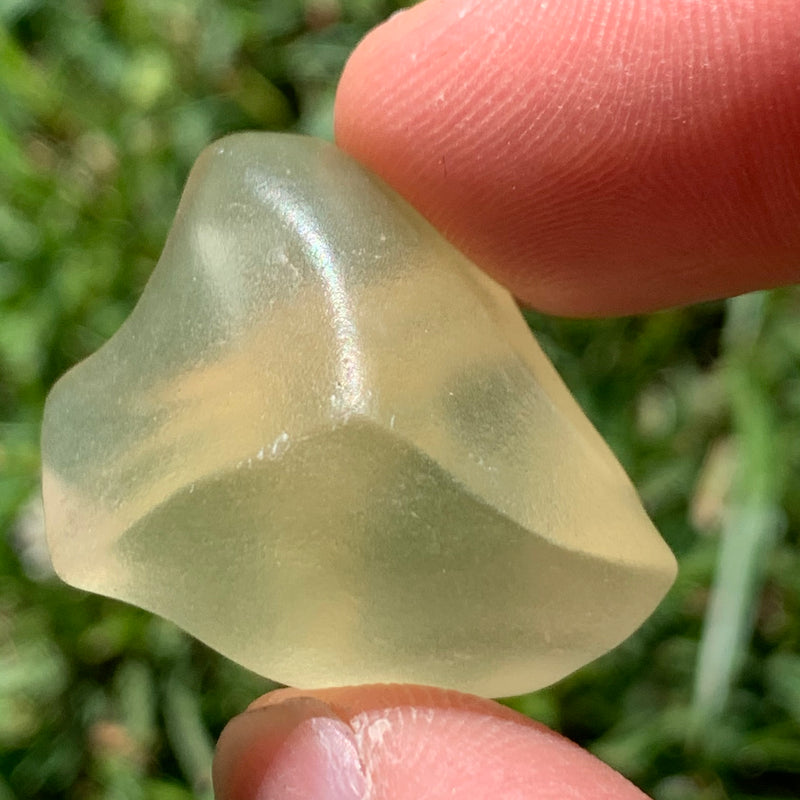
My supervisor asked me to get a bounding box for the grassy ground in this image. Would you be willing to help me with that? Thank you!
[1,1,799,797]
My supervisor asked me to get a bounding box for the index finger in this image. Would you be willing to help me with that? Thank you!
[335,0,800,315]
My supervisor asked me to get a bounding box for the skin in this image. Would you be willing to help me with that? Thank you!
[214,1,800,797]
[336,0,800,316]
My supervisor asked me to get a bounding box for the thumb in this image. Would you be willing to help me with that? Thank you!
[213,684,650,799]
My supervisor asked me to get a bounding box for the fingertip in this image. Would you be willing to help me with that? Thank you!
[336,0,800,314]
[216,685,650,799]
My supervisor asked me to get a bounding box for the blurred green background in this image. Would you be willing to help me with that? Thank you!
[1,1,799,797]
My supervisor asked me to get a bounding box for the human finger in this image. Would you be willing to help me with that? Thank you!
[213,684,650,799]
[335,0,800,315]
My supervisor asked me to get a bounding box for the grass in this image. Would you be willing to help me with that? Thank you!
[2,1,799,797]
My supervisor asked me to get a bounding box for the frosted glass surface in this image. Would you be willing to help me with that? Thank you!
[42,133,677,697]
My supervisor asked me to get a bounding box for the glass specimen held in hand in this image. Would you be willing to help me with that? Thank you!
[42,133,677,697]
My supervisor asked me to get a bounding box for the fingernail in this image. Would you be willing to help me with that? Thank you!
[213,696,365,800]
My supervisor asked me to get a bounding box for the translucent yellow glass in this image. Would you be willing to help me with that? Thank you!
[42,133,676,697]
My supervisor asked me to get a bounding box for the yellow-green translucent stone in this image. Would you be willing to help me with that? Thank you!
[42,133,677,697]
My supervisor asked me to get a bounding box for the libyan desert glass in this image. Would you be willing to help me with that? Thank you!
[42,133,677,697]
